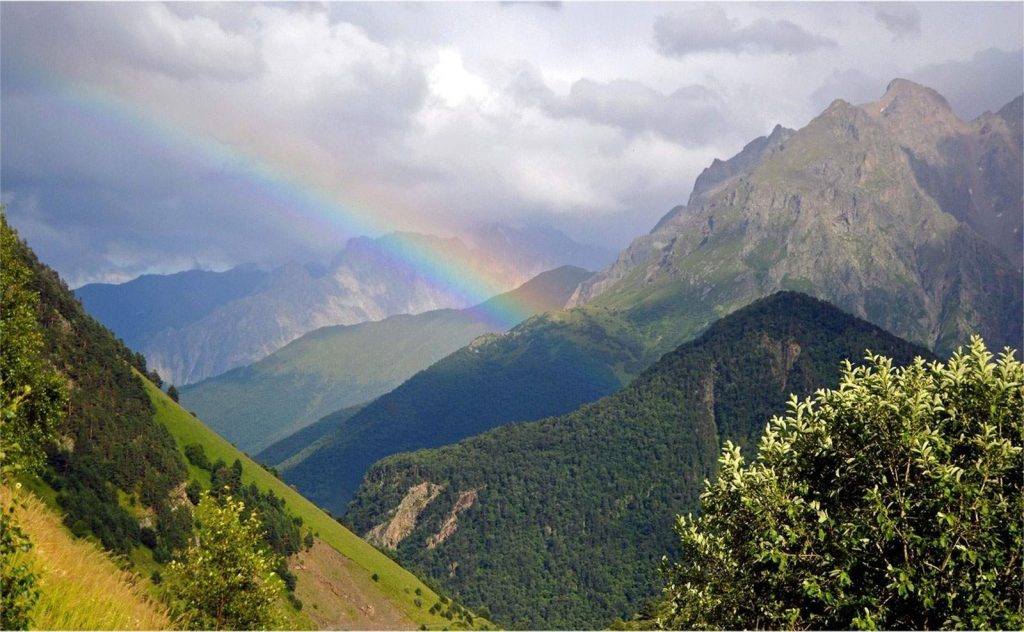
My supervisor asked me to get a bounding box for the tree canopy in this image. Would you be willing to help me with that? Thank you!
[658,337,1023,630]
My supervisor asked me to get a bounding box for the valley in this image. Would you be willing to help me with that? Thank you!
[2,5,1022,630]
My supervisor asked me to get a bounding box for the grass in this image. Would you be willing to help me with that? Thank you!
[2,485,172,630]
[145,376,488,630]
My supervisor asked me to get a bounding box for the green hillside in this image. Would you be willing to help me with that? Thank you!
[345,292,933,629]
[182,265,592,454]
[148,378,488,630]
[280,305,629,515]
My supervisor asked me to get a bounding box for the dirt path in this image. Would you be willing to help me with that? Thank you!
[290,538,416,630]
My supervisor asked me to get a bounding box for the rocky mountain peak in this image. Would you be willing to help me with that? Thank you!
[865,78,961,136]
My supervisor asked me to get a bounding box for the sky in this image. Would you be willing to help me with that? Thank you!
[1,1,1021,287]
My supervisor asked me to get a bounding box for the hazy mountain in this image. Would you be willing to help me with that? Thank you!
[345,293,934,629]
[180,265,592,454]
[78,226,609,385]
[75,266,271,352]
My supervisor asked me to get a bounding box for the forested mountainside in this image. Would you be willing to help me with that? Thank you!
[280,80,1021,518]
[181,265,591,454]
[346,292,934,629]
[78,226,609,386]
[1,216,488,630]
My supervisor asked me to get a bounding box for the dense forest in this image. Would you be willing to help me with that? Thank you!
[346,292,933,629]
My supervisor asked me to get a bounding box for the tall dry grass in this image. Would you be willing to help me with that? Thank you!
[3,486,172,630]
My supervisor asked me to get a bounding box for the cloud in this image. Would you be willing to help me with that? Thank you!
[1,3,262,81]
[911,48,1024,119]
[874,4,921,40]
[654,6,837,57]
[511,66,731,146]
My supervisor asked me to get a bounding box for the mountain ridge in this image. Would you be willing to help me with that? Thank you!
[180,265,592,454]
[345,292,935,629]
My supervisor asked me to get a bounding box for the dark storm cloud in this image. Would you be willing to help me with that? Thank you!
[873,4,922,40]
[511,66,731,146]
[654,6,837,58]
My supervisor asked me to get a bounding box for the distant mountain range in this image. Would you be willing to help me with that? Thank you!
[345,292,934,628]
[274,79,1022,518]
[77,225,612,385]
[180,265,592,454]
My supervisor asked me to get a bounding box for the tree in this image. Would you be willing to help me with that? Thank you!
[167,385,179,403]
[164,492,284,630]
[658,338,1023,630]
[1,214,68,630]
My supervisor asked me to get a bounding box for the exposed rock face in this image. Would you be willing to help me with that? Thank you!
[570,80,1023,355]
[366,481,443,550]
[426,489,478,549]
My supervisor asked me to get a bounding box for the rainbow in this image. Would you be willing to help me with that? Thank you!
[11,59,561,330]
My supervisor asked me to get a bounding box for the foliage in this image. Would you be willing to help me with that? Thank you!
[2,216,188,557]
[345,292,932,628]
[164,492,285,630]
[166,384,179,402]
[1,213,68,630]
[657,337,1023,630]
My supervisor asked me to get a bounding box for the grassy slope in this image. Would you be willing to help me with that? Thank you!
[3,487,171,630]
[146,378,485,630]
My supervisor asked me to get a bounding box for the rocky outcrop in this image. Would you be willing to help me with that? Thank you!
[426,489,479,549]
[366,482,443,550]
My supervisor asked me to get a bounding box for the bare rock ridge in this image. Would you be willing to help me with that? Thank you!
[569,79,1022,356]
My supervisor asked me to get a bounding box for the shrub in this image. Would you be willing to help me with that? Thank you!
[658,339,1024,630]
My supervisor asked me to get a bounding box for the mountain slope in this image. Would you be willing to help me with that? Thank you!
[3,217,488,630]
[279,304,632,515]
[2,488,171,630]
[181,265,592,454]
[345,292,934,629]
[148,379,486,630]
[572,81,1022,356]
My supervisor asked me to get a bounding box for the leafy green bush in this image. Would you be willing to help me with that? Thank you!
[658,338,1023,630]
[164,493,284,630]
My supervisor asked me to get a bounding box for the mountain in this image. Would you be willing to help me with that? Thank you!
[571,81,1022,356]
[282,81,1022,517]
[77,226,610,386]
[277,304,632,515]
[180,265,592,454]
[75,266,271,353]
[344,292,934,629]
[1,216,488,630]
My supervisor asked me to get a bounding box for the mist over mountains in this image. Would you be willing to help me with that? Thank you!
[78,225,612,385]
